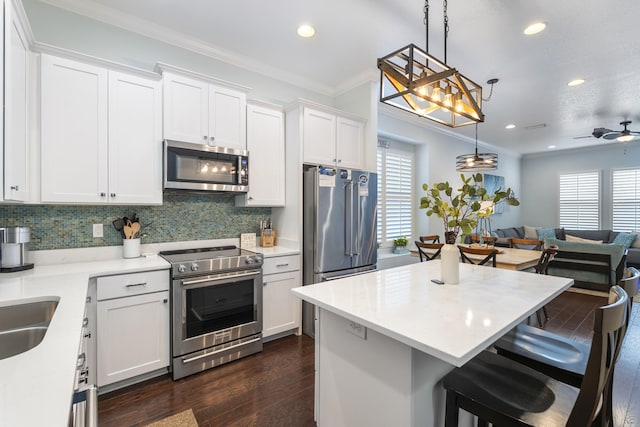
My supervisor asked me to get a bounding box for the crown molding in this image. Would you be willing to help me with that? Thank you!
[40,0,337,96]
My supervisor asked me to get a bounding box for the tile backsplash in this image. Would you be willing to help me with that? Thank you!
[0,193,271,251]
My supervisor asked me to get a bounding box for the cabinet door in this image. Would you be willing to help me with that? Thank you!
[3,1,29,201]
[163,73,209,144]
[303,107,336,166]
[336,116,364,170]
[238,103,284,206]
[263,270,301,338]
[41,55,108,203]
[97,291,170,386]
[208,84,246,149]
[108,71,163,205]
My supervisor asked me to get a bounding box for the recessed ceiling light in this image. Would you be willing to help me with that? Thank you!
[297,24,315,38]
[567,79,585,87]
[505,124,516,129]
[548,145,556,149]
[524,22,546,35]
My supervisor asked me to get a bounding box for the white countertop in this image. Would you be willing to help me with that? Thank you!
[0,256,170,427]
[292,260,573,367]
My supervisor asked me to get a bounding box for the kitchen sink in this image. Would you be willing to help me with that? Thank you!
[0,298,59,360]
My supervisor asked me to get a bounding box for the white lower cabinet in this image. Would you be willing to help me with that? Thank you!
[262,254,301,340]
[96,270,170,387]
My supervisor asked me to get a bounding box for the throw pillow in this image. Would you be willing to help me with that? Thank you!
[565,234,603,244]
[612,232,637,249]
[555,227,566,240]
[536,227,557,241]
[632,234,640,249]
[524,225,538,239]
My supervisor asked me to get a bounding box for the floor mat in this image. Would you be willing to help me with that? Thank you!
[144,409,198,427]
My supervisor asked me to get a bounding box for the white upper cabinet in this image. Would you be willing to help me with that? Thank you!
[108,71,163,205]
[3,0,31,202]
[163,72,247,150]
[40,55,162,204]
[302,105,365,169]
[302,107,336,166]
[236,101,285,207]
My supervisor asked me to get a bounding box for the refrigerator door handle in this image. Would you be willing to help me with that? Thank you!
[344,181,352,256]
[355,181,361,255]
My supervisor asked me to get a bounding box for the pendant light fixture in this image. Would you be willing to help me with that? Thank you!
[456,123,498,171]
[377,0,484,128]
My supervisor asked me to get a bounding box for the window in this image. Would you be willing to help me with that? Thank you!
[559,171,600,230]
[612,168,640,231]
[377,141,414,244]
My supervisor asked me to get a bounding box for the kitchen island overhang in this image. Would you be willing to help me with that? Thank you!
[292,261,573,426]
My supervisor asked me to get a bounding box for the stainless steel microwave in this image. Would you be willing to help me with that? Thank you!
[163,140,249,193]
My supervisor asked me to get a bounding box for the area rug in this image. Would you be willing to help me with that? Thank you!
[144,409,198,427]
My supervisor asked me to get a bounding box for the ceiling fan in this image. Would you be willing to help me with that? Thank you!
[575,120,640,142]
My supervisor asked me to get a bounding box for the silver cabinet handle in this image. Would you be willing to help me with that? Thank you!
[210,136,215,141]
[10,185,18,191]
[110,193,116,197]
[276,263,289,267]
[100,192,106,197]
[126,282,147,287]
[338,159,342,163]
[163,298,168,303]
[203,135,208,140]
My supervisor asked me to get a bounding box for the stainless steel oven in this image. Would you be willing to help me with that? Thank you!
[160,246,263,379]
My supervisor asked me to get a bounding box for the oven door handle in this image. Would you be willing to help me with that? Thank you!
[181,270,261,286]
[181,336,262,364]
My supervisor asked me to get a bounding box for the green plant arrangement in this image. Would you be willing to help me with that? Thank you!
[419,173,520,244]
[393,236,409,253]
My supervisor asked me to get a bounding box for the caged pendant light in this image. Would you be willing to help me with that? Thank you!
[456,123,498,171]
[377,0,484,128]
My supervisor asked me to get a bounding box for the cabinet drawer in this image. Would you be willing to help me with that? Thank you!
[97,269,170,301]
[263,255,300,275]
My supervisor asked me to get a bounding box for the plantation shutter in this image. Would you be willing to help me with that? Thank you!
[559,171,600,230]
[612,169,640,231]
[377,145,414,244]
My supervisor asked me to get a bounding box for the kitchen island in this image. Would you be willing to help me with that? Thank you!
[292,261,573,426]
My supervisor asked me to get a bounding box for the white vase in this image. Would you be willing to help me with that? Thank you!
[441,243,459,284]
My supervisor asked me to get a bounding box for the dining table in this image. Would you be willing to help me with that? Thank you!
[410,244,542,271]
[292,260,573,427]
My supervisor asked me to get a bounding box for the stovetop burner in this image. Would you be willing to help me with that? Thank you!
[159,245,263,277]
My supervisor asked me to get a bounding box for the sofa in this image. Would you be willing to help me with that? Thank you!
[494,226,635,292]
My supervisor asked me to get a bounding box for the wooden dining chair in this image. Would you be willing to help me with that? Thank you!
[532,247,559,326]
[414,241,444,262]
[457,245,498,267]
[443,285,628,427]
[493,269,638,424]
[469,234,497,245]
[510,237,544,250]
[419,234,440,244]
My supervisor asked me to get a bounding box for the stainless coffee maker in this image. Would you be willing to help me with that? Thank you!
[0,227,34,272]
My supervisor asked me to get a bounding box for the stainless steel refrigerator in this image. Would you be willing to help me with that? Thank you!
[302,165,378,337]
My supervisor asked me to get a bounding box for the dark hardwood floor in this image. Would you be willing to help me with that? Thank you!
[98,290,640,426]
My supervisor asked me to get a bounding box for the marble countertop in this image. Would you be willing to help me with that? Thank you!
[292,260,573,367]
[0,243,297,427]
[0,256,170,427]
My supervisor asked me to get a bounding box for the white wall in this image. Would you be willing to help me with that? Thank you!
[521,143,640,229]
[378,111,522,244]
[22,0,334,107]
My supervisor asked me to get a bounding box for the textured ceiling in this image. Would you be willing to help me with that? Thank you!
[41,0,640,155]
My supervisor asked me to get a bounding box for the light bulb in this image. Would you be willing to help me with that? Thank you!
[618,134,634,142]
[454,92,464,112]
[212,166,219,173]
[443,85,453,108]
[200,164,209,173]
[431,84,442,103]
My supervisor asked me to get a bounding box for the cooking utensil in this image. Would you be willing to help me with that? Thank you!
[123,225,133,239]
[130,222,141,239]
[112,218,126,239]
